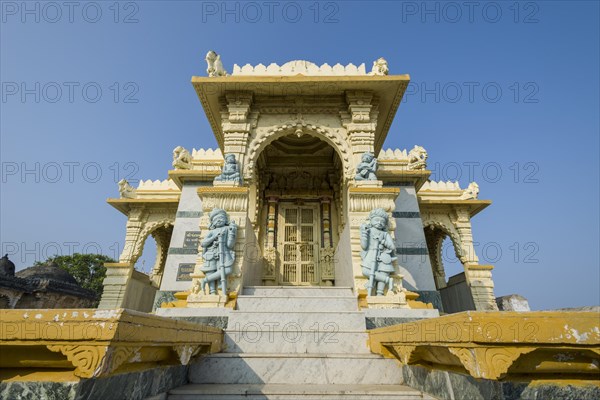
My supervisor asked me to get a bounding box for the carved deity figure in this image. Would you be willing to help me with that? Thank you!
[408,145,428,170]
[172,146,192,170]
[118,179,136,198]
[355,152,378,181]
[360,208,397,296]
[214,154,241,183]
[200,208,238,295]
[460,182,480,200]
[205,50,228,77]
[369,57,389,76]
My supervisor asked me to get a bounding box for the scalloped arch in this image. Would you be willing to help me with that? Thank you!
[423,220,465,261]
[244,123,352,181]
[130,220,174,265]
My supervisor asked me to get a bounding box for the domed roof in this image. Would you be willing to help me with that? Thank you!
[16,262,78,285]
[0,254,16,276]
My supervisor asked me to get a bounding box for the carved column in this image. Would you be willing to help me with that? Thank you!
[453,209,479,265]
[222,91,255,171]
[452,209,498,311]
[320,196,335,285]
[119,207,146,264]
[149,225,173,287]
[343,91,378,169]
[263,196,278,284]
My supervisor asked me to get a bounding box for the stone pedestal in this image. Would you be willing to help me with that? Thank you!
[366,292,409,309]
[186,293,229,308]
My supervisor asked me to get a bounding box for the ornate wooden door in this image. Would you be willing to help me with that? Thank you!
[277,204,320,285]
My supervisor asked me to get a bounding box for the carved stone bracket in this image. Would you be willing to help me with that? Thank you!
[46,345,139,378]
[173,344,204,365]
[448,346,536,380]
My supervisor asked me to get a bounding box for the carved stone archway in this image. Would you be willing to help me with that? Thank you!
[245,122,353,183]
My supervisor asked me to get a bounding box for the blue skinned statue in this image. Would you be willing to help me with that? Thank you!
[360,208,397,296]
[200,208,237,295]
[214,154,242,183]
[355,152,378,181]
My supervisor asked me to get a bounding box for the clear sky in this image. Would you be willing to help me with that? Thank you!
[1,1,598,310]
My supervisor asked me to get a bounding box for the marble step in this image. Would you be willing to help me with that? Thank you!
[168,384,435,399]
[224,330,370,354]
[227,311,366,331]
[236,296,359,312]
[188,353,403,385]
[242,286,355,297]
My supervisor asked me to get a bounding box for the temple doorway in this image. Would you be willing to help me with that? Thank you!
[256,133,342,286]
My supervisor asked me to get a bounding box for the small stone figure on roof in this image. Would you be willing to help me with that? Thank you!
[355,152,378,181]
[172,146,192,170]
[205,50,228,77]
[118,179,137,199]
[460,182,480,200]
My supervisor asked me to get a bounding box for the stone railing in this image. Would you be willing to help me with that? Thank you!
[369,311,600,381]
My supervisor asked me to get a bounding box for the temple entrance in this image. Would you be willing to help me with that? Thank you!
[256,133,342,286]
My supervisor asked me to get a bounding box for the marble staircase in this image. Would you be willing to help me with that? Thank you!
[167,287,435,399]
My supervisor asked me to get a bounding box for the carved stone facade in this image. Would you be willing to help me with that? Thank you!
[100,54,498,313]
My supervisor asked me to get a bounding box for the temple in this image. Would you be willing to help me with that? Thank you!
[98,55,497,314]
[2,54,596,400]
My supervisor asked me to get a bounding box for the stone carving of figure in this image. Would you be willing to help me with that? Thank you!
[118,179,136,198]
[360,208,397,296]
[460,182,480,200]
[214,154,241,183]
[355,152,378,181]
[408,145,428,170]
[369,57,389,76]
[205,50,228,77]
[200,208,238,295]
[172,146,192,170]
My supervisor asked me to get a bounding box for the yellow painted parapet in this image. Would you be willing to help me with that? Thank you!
[369,311,600,381]
[0,308,222,380]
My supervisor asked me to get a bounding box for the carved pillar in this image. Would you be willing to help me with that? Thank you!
[263,196,278,284]
[320,196,335,285]
[424,226,447,289]
[343,91,378,169]
[149,225,173,287]
[453,209,479,265]
[452,209,498,311]
[119,207,145,264]
[222,91,255,171]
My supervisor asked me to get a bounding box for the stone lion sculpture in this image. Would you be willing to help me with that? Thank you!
[118,179,136,199]
[408,145,428,170]
[369,57,389,76]
[205,50,228,77]
[172,146,192,170]
[460,182,480,200]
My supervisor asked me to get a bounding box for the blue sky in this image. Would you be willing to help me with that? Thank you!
[1,1,598,310]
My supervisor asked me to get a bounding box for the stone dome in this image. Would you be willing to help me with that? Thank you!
[16,262,78,285]
[0,254,16,276]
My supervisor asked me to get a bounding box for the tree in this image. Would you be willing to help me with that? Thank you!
[35,253,114,298]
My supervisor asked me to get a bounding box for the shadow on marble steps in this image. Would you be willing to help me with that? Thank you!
[188,353,404,385]
[167,384,436,399]
[242,286,355,297]
[235,296,359,312]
